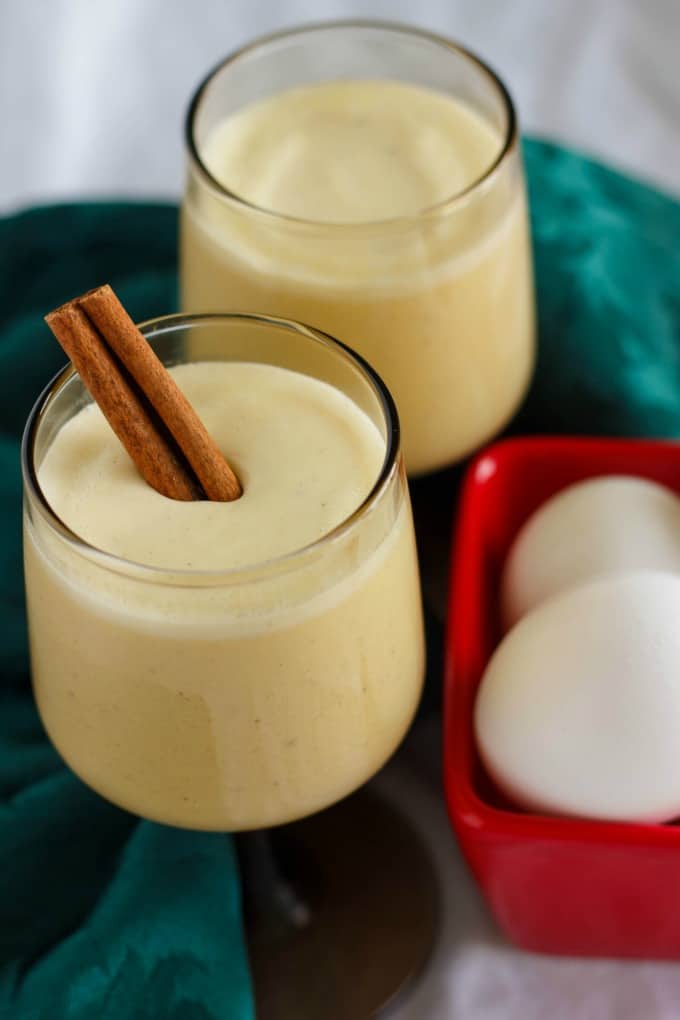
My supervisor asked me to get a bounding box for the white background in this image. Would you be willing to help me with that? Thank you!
[1,0,679,211]
[3,1,680,1018]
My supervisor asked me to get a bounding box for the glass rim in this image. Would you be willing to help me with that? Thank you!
[184,18,518,231]
[21,310,401,588]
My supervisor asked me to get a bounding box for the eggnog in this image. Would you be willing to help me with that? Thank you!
[182,79,535,473]
[24,358,424,830]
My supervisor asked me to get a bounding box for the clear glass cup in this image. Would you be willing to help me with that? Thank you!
[22,313,425,832]
[181,21,536,477]
[23,313,434,1016]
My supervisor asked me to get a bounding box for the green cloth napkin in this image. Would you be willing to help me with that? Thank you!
[0,139,679,1019]
[0,206,254,1019]
[519,140,680,435]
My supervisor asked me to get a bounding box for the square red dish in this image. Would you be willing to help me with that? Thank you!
[444,435,680,959]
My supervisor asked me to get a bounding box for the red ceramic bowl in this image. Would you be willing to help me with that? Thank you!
[444,435,680,959]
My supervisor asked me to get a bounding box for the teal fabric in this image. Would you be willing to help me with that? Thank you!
[0,206,254,1019]
[1,139,679,1018]
[519,139,680,436]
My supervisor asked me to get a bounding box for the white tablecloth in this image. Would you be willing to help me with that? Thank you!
[3,1,680,1016]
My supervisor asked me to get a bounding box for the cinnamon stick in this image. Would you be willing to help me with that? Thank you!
[45,287,242,502]
[79,286,241,502]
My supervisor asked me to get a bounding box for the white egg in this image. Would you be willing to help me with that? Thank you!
[475,571,680,823]
[502,475,680,628]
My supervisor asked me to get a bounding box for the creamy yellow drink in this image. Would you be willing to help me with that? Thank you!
[182,79,535,474]
[24,359,424,830]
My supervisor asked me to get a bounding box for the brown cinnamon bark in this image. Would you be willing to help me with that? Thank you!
[45,287,242,502]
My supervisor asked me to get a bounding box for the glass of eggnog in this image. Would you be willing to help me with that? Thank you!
[22,312,424,832]
[181,21,536,476]
[23,310,433,1016]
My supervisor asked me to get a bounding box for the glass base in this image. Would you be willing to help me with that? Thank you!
[240,789,439,1018]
